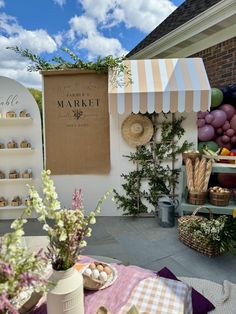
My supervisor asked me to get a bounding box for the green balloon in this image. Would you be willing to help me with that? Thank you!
[211,88,223,108]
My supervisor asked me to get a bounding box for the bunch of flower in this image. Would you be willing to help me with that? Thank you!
[0,218,48,314]
[25,170,110,270]
[182,214,236,254]
[199,216,227,241]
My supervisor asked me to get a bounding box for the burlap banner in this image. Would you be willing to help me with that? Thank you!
[42,70,110,174]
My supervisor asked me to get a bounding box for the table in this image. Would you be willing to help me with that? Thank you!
[30,256,192,314]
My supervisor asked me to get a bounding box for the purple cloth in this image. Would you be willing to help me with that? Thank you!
[157,267,215,314]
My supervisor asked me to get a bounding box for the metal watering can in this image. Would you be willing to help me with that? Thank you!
[157,196,179,228]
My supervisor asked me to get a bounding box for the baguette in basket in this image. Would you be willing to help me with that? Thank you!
[185,157,212,205]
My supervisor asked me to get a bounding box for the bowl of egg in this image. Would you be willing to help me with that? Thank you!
[82,261,117,290]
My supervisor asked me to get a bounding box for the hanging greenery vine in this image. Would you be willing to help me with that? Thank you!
[114,113,193,216]
[7,46,131,81]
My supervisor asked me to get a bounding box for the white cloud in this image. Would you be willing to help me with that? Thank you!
[53,0,66,7]
[0,0,4,8]
[0,13,57,53]
[66,0,177,58]
[68,14,127,58]
[0,13,57,88]
[80,0,113,23]
[0,66,42,89]
[69,15,97,37]
[78,33,128,58]
[120,0,177,33]
[54,33,63,47]
[79,0,176,33]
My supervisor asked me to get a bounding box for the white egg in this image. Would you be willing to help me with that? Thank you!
[84,268,92,276]
[92,269,100,279]
[99,271,108,282]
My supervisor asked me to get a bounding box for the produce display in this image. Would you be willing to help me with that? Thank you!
[209,186,230,194]
[183,84,236,206]
[198,141,219,154]
[185,157,213,192]
[209,186,231,206]
[198,84,236,151]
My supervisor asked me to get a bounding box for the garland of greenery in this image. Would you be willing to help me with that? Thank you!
[114,113,193,216]
[7,46,131,85]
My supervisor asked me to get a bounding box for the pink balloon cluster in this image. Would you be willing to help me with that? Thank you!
[197,104,236,149]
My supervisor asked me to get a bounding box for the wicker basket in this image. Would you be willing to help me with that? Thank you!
[209,191,230,206]
[82,262,113,290]
[182,152,201,164]
[178,206,222,257]
[188,191,207,205]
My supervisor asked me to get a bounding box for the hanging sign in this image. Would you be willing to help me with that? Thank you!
[42,70,110,174]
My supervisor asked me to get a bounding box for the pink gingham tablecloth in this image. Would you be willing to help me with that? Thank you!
[119,276,192,314]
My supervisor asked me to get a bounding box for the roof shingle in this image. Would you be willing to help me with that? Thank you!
[126,0,223,58]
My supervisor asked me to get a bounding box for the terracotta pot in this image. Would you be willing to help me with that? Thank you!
[47,266,84,314]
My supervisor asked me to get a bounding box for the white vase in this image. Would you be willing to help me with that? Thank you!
[47,266,84,314]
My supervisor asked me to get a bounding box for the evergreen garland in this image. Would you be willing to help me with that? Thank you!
[7,46,131,80]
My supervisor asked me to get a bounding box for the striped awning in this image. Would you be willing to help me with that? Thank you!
[108,58,211,114]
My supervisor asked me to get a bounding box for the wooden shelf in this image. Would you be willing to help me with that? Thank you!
[182,164,236,173]
[0,117,32,125]
[181,201,235,215]
[203,154,236,166]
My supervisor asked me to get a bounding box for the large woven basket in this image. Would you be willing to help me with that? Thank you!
[178,206,222,257]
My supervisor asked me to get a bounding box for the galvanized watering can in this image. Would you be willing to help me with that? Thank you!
[157,196,179,228]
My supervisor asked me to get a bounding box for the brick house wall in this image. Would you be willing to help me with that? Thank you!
[191,37,236,87]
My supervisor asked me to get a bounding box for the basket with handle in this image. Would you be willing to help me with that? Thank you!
[178,206,222,257]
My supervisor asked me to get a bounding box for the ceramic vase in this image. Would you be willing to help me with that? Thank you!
[47,266,84,314]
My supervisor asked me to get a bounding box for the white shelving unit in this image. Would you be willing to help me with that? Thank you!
[0,76,43,219]
[181,163,236,216]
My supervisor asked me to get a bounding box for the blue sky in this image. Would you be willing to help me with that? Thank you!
[0,0,184,89]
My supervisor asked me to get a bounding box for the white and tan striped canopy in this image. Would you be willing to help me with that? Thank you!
[108,58,211,114]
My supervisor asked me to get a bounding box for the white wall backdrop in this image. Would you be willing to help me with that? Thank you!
[51,112,198,216]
